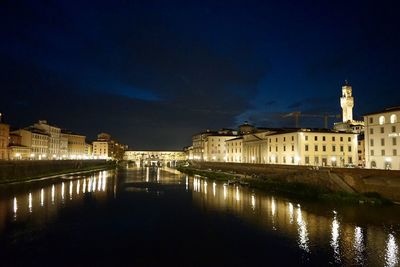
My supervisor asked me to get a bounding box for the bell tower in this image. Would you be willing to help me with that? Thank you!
[340,80,354,122]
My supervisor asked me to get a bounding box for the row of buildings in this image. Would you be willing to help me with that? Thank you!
[185,83,400,170]
[0,116,127,160]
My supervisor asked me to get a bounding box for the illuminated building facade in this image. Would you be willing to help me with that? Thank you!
[364,107,400,170]
[0,115,9,160]
[124,150,186,167]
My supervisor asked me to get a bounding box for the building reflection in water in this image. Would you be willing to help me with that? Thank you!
[296,204,309,252]
[51,185,55,204]
[13,197,17,219]
[330,211,340,263]
[28,193,32,213]
[189,176,400,265]
[213,182,216,197]
[288,202,294,224]
[61,182,65,201]
[354,226,364,265]
[386,233,399,267]
[40,188,44,207]
[1,171,114,235]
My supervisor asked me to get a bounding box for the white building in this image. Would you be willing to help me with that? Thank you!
[364,107,400,170]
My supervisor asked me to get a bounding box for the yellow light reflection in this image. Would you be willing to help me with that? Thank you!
[13,197,17,215]
[330,212,341,263]
[77,180,80,195]
[288,203,294,224]
[69,181,73,200]
[51,185,55,204]
[146,167,149,182]
[213,182,216,197]
[223,184,227,200]
[92,177,97,192]
[235,186,240,202]
[251,195,255,210]
[385,233,398,267]
[28,192,32,213]
[271,197,276,217]
[204,181,207,195]
[354,226,364,265]
[61,182,65,200]
[185,176,189,191]
[40,188,44,207]
[88,178,92,192]
[102,175,106,192]
[98,175,102,191]
[83,179,87,193]
[296,205,309,252]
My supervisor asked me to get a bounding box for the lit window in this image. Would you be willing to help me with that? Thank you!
[379,116,385,125]
[390,114,397,124]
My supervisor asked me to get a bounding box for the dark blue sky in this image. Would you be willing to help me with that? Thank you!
[1,1,399,149]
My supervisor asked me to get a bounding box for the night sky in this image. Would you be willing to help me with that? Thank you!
[1,1,399,150]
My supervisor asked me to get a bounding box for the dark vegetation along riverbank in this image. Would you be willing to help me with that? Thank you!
[0,160,116,184]
[177,165,393,205]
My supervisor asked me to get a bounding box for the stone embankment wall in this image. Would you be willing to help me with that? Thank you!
[191,162,400,202]
[0,160,115,183]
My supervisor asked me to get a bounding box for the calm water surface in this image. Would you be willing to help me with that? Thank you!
[0,167,399,266]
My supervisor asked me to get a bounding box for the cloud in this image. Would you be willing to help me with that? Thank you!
[0,1,270,149]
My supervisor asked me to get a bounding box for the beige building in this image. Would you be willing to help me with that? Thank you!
[124,150,186,167]
[93,141,111,159]
[8,133,31,160]
[34,120,61,158]
[0,114,9,160]
[93,133,112,159]
[364,107,400,170]
[192,129,238,161]
[61,130,86,159]
[203,132,237,162]
[60,133,69,158]
[357,135,365,167]
[192,130,217,161]
[92,133,126,160]
[226,137,243,163]
[85,143,93,157]
[265,129,357,167]
[184,146,193,160]
[11,127,49,159]
[242,129,275,164]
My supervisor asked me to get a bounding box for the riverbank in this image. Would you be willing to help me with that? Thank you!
[0,160,116,184]
[177,166,392,205]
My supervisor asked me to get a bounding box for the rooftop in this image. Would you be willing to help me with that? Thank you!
[363,106,400,116]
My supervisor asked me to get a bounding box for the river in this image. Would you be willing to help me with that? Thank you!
[0,167,399,266]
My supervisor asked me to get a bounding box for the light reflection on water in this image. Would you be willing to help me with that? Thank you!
[0,169,399,266]
[189,176,400,266]
[1,171,112,230]
[386,233,399,267]
[331,211,340,263]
